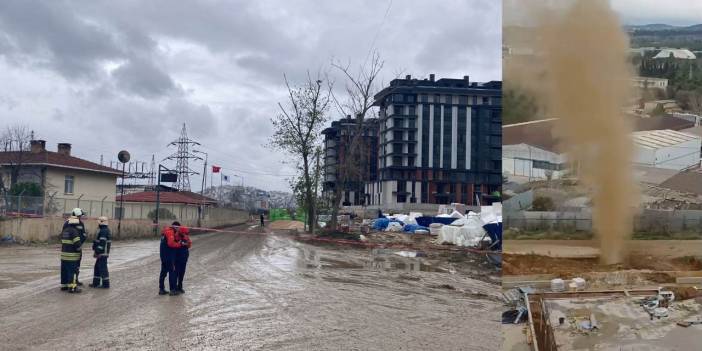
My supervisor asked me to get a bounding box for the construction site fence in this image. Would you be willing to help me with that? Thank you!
[505,209,702,233]
[0,195,236,222]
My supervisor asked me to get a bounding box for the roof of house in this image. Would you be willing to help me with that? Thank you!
[632,129,700,150]
[653,49,697,60]
[503,116,696,153]
[0,150,122,176]
[659,168,702,195]
[116,191,218,205]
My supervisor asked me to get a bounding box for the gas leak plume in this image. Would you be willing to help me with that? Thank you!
[507,0,639,264]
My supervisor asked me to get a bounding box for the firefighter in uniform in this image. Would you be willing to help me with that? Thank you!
[174,226,192,294]
[159,221,182,296]
[60,217,83,293]
[63,208,87,286]
[90,216,111,288]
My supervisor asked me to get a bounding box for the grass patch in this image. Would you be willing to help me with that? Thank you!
[504,229,593,240]
[631,231,702,240]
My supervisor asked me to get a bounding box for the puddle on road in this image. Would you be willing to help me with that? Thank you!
[299,247,445,273]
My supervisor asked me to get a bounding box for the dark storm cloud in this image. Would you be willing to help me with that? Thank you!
[0,0,501,191]
[0,0,124,79]
[112,58,178,98]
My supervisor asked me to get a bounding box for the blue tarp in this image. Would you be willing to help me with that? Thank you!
[372,218,404,230]
[415,216,457,227]
[483,222,502,251]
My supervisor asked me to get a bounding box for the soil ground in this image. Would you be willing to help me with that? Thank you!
[503,240,702,277]
[0,223,501,351]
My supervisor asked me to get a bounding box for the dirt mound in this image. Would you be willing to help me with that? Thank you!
[504,253,702,276]
[269,220,305,231]
[672,287,700,300]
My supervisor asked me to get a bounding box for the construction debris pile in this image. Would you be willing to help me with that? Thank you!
[368,203,502,251]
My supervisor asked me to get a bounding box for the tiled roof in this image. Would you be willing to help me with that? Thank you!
[0,151,121,175]
[116,191,217,205]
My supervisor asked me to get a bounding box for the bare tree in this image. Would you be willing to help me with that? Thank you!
[0,124,33,194]
[327,52,384,229]
[270,72,332,234]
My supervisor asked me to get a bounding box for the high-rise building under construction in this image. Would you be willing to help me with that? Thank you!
[367,74,502,207]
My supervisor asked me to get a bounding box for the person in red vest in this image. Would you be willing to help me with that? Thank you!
[174,226,192,294]
[159,222,182,296]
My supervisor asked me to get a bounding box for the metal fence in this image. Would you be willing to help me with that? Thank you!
[505,209,702,233]
[0,195,215,221]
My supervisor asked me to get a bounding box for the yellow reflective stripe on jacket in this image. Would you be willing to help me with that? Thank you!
[61,240,73,244]
[72,236,82,243]
[61,252,81,259]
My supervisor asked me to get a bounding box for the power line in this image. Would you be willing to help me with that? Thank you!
[196,144,297,177]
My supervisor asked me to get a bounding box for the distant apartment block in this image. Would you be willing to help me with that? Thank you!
[322,117,379,206]
[366,74,502,207]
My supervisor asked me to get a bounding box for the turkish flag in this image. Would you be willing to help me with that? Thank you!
[212,165,221,173]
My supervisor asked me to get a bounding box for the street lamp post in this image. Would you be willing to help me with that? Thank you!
[117,150,130,237]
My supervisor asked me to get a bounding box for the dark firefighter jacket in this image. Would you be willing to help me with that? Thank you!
[92,225,111,257]
[63,217,87,247]
[61,223,83,261]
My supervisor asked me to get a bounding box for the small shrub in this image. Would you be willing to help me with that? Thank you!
[532,196,555,211]
[147,208,176,221]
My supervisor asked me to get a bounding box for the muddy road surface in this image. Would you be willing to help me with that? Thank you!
[0,225,501,350]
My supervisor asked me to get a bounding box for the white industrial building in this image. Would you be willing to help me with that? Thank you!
[632,129,701,170]
[502,119,569,182]
[502,144,568,181]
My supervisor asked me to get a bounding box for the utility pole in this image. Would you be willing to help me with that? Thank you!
[117,150,130,238]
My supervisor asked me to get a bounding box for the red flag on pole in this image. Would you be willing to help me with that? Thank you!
[212,165,221,173]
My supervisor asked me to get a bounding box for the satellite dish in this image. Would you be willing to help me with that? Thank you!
[118,150,131,163]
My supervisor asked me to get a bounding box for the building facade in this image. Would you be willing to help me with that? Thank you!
[367,75,502,207]
[322,117,379,206]
[0,140,121,216]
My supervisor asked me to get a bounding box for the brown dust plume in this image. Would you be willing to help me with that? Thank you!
[509,0,639,264]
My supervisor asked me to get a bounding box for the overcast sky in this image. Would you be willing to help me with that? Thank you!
[505,0,702,27]
[0,0,501,192]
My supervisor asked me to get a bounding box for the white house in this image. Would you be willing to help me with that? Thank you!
[653,48,697,60]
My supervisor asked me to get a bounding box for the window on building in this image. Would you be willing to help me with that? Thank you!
[64,175,74,194]
[482,96,489,105]
[459,95,469,105]
[420,94,428,103]
[444,95,452,104]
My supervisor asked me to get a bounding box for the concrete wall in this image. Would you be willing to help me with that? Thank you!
[0,208,249,243]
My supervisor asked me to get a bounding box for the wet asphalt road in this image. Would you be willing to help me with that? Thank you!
[0,225,501,350]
